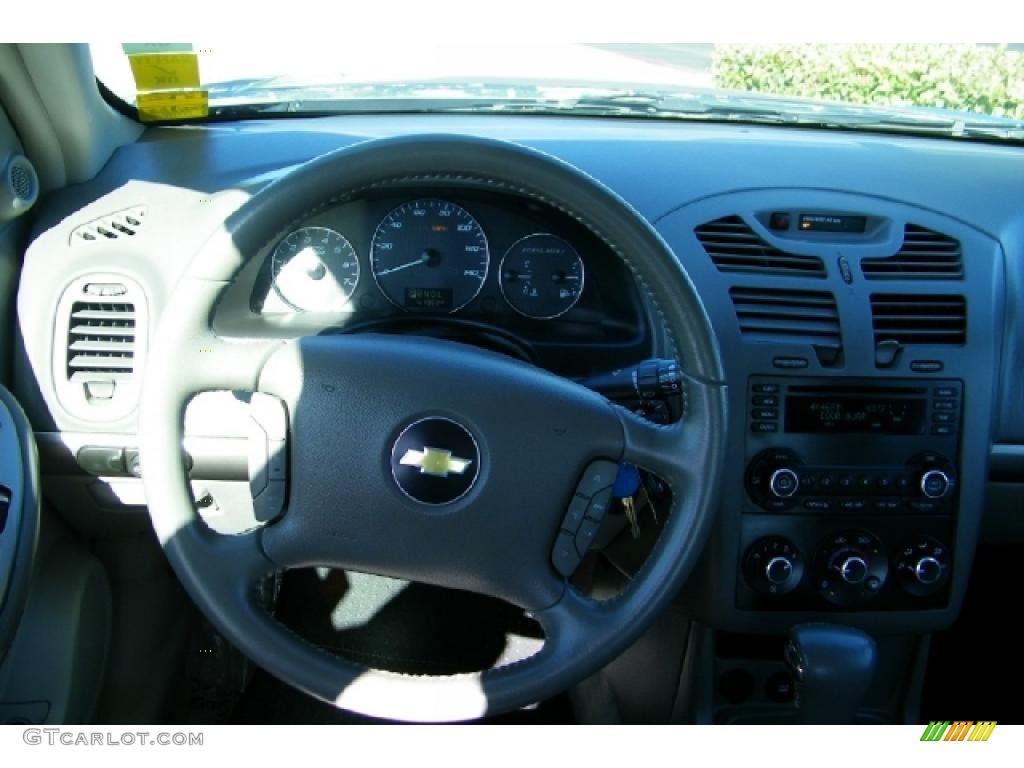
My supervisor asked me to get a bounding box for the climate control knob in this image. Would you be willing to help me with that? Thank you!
[914,556,943,585]
[838,555,869,584]
[765,556,794,585]
[920,470,952,499]
[897,537,949,596]
[769,468,800,498]
[743,537,804,596]
[816,531,888,607]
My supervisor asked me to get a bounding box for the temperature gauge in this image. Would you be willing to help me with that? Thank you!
[499,234,584,319]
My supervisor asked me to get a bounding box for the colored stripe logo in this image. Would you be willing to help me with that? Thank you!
[921,721,996,741]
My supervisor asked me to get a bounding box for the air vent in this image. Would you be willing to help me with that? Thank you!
[695,216,826,277]
[862,225,963,280]
[65,301,136,381]
[71,206,147,244]
[870,294,966,345]
[730,287,841,364]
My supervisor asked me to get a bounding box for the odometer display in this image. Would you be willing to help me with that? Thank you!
[370,199,489,313]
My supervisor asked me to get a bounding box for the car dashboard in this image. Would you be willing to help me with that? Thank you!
[11,113,1024,722]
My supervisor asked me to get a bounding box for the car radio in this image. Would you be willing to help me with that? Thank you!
[739,377,962,611]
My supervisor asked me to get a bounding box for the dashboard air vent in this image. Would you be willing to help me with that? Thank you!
[695,216,826,277]
[71,206,147,244]
[65,302,136,381]
[870,294,966,345]
[861,225,963,280]
[730,287,841,364]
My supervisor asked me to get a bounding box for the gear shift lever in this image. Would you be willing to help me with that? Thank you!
[785,624,877,724]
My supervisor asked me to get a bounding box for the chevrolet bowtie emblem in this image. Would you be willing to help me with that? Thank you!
[399,447,473,478]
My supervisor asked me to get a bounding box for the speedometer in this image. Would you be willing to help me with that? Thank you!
[370,199,489,313]
[271,227,360,312]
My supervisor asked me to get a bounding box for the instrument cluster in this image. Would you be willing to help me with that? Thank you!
[253,190,604,324]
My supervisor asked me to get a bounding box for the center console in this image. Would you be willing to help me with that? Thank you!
[739,376,961,611]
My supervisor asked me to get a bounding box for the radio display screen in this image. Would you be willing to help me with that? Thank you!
[785,396,927,434]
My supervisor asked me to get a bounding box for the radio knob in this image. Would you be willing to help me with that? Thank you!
[920,470,951,499]
[838,555,869,584]
[765,556,794,585]
[914,556,943,585]
[768,468,800,498]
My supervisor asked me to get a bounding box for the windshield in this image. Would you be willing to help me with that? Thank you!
[90,43,1024,141]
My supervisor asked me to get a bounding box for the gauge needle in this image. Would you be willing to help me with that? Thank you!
[374,259,425,276]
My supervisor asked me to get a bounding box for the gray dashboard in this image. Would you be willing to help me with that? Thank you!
[13,113,1024,634]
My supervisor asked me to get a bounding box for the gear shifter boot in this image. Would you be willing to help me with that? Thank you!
[785,623,877,724]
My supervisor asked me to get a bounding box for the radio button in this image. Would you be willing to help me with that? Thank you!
[751,422,778,433]
[752,408,778,420]
[769,468,800,498]
[873,499,900,511]
[840,499,866,511]
[876,476,893,490]
[932,412,954,423]
[931,425,955,436]
[857,476,873,489]
[933,399,957,410]
[803,499,832,511]
[752,383,780,394]
[908,500,940,513]
[818,474,835,490]
[752,395,779,407]
[838,475,854,490]
[934,387,957,398]
[921,469,952,499]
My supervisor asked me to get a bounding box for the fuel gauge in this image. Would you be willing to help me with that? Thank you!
[499,234,584,319]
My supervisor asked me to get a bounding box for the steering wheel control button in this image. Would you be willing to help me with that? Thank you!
[552,531,582,577]
[575,518,602,557]
[391,417,480,506]
[575,460,618,499]
[562,494,589,533]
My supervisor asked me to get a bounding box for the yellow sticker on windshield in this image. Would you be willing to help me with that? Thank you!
[136,90,209,122]
[128,52,200,91]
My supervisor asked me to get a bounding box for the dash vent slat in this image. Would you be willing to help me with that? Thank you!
[65,301,136,381]
[870,294,966,346]
[695,216,826,278]
[730,287,841,349]
[862,225,963,280]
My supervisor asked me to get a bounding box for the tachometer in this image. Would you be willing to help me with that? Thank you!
[370,199,489,313]
[271,227,360,312]
[499,234,584,319]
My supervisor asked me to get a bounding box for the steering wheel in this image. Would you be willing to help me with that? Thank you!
[139,135,727,722]
[0,384,40,664]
